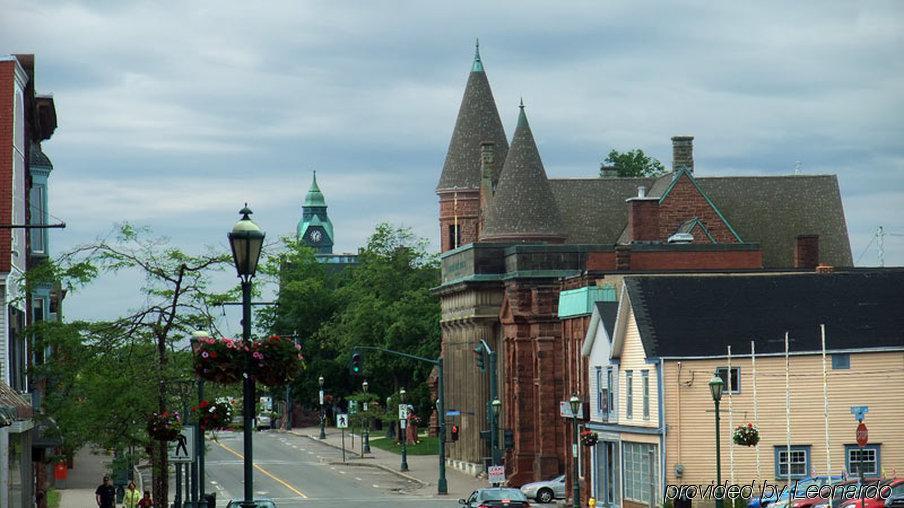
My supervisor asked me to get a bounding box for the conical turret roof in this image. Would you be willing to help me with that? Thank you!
[436,42,509,192]
[480,104,566,242]
[304,171,326,207]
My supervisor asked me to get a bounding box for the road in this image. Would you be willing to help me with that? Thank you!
[202,430,463,507]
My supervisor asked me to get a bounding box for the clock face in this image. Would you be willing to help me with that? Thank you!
[309,229,323,243]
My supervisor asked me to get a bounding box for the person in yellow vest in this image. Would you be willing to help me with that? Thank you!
[123,481,141,508]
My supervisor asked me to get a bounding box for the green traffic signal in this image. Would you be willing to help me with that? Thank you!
[350,352,363,375]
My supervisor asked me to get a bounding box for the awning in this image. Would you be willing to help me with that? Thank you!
[32,417,63,448]
[0,381,33,428]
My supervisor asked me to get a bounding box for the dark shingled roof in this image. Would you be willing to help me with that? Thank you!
[596,301,618,340]
[436,57,508,192]
[547,173,852,268]
[624,271,904,358]
[481,107,566,242]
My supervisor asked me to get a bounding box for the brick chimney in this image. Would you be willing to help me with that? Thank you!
[626,186,660,242]
[672,136,694,173]
[478,142,495,238]
[794,234,820,269]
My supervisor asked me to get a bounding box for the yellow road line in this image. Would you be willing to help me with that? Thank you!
[215,441,309,499]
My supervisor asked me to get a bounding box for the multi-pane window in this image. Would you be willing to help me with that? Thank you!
[716,367,741,394]
[607,367,615,420]
[623,442,658,504]
[642,370,650,420]
[832,354,850,370]
[625,370,633,419]
[846,445,880,477]
[774,446,810,480]
[595,367,606,415]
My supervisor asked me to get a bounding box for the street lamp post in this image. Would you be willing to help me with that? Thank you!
[709,372,725,508]
[569,395,581,508]
[362,380,371,454]
[190,331,211,508]
[399,388,409,472]
[318,376,326,439]
[491,399,501,485]
[228,205,266,508]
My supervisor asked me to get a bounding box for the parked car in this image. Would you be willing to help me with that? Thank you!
[225,499,276,508]
[886,480,904,508]
[256,413,271,430]
[459,487,532,507]
[809,479,872,508]
[750,476,842,508]
[837,478,904,508]
[520,475,565,503]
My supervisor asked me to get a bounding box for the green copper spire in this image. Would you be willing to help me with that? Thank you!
[517,98,528,129]
[471,38,484,72]
[304,170,326,207]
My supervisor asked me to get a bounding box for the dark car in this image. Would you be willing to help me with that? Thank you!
[225,499,276,508]
[459,487,532,507]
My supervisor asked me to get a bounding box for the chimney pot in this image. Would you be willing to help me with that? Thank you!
[638,186,647,198]
[671,135,694,174]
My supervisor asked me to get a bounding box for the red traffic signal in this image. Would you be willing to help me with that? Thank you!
[451,424,460,442]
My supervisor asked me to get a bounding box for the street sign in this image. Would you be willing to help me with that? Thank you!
[349,400,359,415]
[446,409,462,417]
[337,413,349,429]
[168,425,195,463]
[559,401,584,419]
[850,405,869,422]
[319,390,324,405]
[856,422,869,447]
[488,465,505,484]
[398,404,409,420]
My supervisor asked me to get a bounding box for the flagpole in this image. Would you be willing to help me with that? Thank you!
[752,340,761,485]
[728,345,735,486]
[785,331,792,485]
[821,324,832,480]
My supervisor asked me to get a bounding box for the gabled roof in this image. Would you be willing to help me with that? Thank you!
[436,46,509,192]
[624,270,904,358]
[546,174,852,268]
[480,106,566,242]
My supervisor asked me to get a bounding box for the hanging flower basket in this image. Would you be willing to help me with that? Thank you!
[733,423,760,446]
[147,411,183,441]
[580,429,599,447]
[191,399,235,431]
[193,337,245,384]
[249,335,305,387]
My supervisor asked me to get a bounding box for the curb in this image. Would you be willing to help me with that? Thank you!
[298,433,428,487]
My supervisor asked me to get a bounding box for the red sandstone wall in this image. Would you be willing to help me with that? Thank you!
[438,191,480,252]
[628,249,763,270]
[658,174,738,243]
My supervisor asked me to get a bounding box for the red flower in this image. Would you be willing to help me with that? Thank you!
[210,351,217,358]
[748,423,753,428]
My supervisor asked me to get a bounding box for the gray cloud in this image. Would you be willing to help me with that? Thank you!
[3,0,903,327]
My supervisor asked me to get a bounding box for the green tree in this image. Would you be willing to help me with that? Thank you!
[601,149,666,177]
[27,224,234,508]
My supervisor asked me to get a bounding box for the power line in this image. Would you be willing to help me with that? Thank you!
[855,232,876,265]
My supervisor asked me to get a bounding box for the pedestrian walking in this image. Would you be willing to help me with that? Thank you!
[95,475,116,508]
[137,490,153,508]
[123,481,141,508]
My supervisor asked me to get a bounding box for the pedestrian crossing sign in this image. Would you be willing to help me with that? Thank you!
[337,413,349,429]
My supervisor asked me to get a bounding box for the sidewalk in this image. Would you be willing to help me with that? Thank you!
[57,447,113,508]
[288,426,488,499]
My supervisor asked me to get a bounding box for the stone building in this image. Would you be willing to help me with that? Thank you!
[296,172,358,268]
[433,43,852,491]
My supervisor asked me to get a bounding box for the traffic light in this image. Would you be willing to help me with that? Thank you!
[451,424,460,442]
[473,344,486,372]
[349,352,363,376]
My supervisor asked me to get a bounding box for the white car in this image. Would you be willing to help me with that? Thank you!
[520,474,566,503]
[255,413,271,430]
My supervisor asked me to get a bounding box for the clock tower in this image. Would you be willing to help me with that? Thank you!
[297,171,335,254]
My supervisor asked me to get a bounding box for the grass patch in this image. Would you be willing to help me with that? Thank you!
[368,434,439,455]
[47,489,61,508]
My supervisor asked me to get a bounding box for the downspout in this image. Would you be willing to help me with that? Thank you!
[658,358,666,504]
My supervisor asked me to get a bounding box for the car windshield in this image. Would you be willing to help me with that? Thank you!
[891,483,904,496]
[481,489,528,501]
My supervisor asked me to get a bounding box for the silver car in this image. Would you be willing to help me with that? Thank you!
[520,474,566,503]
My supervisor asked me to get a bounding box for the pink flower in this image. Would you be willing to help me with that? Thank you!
[202,352,209,358]
[252,352,263,360]
[295,344,302,350]
[297,354,304,360]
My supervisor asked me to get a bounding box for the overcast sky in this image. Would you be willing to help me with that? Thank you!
[3,1,903,329]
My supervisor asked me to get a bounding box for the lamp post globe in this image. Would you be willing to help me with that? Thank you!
[709,373,724,402]
[227,204,265,508]
[491,399,501,417]
[319,376,324,387]
[709,371,725,508]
